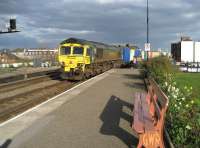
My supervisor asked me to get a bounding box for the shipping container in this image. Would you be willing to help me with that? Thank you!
[141,51,144,59]
[122,47,130,63]
[130,48,135,61]
[134,49,141,57]
[145,51,148,61]
[142,51,148,61]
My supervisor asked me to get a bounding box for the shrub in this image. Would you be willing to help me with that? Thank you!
[144,56,200,147]
[144,56,177,84]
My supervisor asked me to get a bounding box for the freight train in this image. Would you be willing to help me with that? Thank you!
[58,38,122,80]
[121,45,141,67]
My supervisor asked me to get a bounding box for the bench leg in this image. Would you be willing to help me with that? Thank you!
[137,132,164,148]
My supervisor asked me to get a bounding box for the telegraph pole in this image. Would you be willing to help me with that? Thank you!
[147,0,149,43]
[144,0,150,52]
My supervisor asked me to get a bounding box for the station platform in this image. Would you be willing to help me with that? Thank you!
[0,68,146,148]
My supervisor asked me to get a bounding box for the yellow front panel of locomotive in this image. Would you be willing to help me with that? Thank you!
[60,56,82,72]
[84,56,90,65]
[58,43,90,72]
[64,66,70,72]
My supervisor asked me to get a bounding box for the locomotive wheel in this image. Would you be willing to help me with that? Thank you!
[85,72,90,79]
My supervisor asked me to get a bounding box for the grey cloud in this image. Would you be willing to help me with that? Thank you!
[0,0,200,50]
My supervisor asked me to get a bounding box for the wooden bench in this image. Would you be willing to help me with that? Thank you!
[132,79,169,148]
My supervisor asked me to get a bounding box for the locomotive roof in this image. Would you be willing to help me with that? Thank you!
[60,38,120,50]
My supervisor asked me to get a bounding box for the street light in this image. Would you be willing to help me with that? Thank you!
[145,0,150,51]
[147,0,149,44]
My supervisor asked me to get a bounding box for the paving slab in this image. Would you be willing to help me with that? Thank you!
[0,68,146,148]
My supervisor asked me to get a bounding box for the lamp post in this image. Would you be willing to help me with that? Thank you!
[144,0,150,52]
[147,0,149,44]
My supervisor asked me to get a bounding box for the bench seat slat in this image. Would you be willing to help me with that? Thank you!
[133,93,144,133]
[140,93,156,132]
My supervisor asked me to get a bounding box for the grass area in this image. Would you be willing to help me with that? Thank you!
[175,72,200,105]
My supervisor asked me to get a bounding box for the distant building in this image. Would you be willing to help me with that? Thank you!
[147,51,161,59]
[0,52,20,64]
[12,48,58,60]
[171,37,200,62]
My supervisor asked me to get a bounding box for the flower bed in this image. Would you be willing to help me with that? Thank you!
[143,56,200,147]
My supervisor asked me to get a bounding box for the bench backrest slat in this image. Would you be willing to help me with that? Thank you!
[147,79,169,130]
[149,79,169,109]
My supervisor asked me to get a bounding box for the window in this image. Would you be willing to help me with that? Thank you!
[60,46,71,55]
[73,46,84,55]
[86,48,92,56]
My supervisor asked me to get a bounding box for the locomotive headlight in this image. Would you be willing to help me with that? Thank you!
[61,62,68,67]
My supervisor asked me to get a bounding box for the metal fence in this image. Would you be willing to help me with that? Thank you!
[179,62,200,72]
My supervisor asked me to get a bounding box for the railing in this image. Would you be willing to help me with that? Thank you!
[179,62,200,72]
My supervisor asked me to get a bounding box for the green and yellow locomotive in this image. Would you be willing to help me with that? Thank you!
[58,38,122,80]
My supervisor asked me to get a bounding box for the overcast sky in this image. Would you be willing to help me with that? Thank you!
[0,0,199,50]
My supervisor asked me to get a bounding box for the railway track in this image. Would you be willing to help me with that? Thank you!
[0,67,112,123]
[0,73,77,123]
[0,71,60,92]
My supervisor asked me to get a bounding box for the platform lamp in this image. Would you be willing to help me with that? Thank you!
[145,0,151,61]
[147,0,149,44]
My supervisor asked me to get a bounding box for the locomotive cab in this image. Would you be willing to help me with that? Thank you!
[58,43,92,79]
[58,38,122,80]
